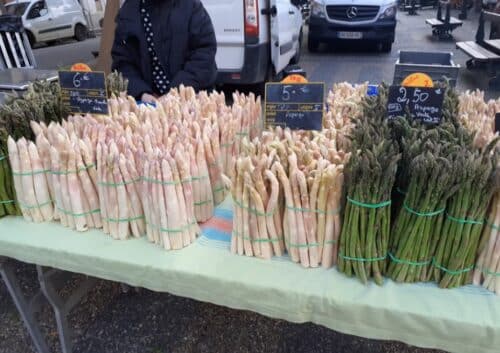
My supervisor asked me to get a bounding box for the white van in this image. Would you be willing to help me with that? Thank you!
[5,0,88,45]
[201,0,304,86]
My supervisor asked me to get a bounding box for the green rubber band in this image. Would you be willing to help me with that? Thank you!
[234,198,275,217]
[142,177,180,186]
[485,220,500,231]
[347,197,391,209]
[57,207,101,217]
[0,155,6,161]
[19,200,52,209]
[232,231,280,243]
[190,175,209,182]
[194,199,212,206]
[50,164,95,175]
[12,169,50,176]
[0,200,15,205]
[446,214,484,226]
[286,205,341,215]
[324,240,336,245]
[478,267,500,277]
[432,259,474,275]
[285,239,320,248]
[213,186,225,193]
[338,252,387,262]
[403,203,445,217]
[388,252,432,266]
[99,177,141,187]
[220,142,234,148]
[236,132,249,137]
[148,222,192,234]
[396,187,407,195]
[105,215,145,223]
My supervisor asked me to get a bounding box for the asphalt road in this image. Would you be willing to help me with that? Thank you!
[33,37,101,70]
[32,8,488,95]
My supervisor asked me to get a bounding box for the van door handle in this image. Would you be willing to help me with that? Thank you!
[48,18,53,21]
[289,10,295,15]
[261,6,277,17]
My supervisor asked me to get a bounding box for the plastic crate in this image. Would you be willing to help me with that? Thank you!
[393,51,460,87]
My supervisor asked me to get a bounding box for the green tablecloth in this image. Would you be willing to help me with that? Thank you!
[0,216,499,353]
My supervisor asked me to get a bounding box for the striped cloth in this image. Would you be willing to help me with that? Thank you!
[198,195,233,250]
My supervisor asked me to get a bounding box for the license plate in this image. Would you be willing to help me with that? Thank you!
[337,31,363,39]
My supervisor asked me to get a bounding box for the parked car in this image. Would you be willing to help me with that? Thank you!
[201,0,304,87]
[5,0,88,46]
[308,0,397,52]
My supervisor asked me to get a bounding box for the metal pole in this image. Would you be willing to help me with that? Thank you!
[459,0,467,20]
[0,259,50,353]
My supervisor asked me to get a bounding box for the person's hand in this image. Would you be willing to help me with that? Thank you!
[141,93,156,103]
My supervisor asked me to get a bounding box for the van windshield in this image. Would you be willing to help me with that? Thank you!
[5,3,30,16]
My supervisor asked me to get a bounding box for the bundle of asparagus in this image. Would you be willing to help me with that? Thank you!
[458,90,500,149]
[337,87,401,285]
[474,188,500,294]
[7,120,102,231]
[106,70,129,97]
[324,82,368,151]
[0,130,18,217]
[0,81,67,217]
[337,139,400,285]
[231,128,348,268]
[388,145,457,283]
[74,99,215,223]
[6,136,53,223]
[434,141,499,288]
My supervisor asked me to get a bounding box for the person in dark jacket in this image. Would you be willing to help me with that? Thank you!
[111,0,217,102]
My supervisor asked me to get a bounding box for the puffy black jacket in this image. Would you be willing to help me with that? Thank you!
[111,0,217,99]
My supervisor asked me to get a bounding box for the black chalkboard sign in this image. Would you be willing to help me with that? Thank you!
[58,71,109,115]
[387,85,445,124]
[265,82,324,130]
[495,113,500,133]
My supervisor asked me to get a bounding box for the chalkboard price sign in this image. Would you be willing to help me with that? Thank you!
[58,71,109,115]
[387,85,445,124]
[265,82,324,130]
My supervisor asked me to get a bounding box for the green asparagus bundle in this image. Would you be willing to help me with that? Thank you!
[434,140,499,288]
[0,129,19,217]
[337,139,400,285]
[107,70,129,97]
[388,145,457,283]
[0,81,67,217]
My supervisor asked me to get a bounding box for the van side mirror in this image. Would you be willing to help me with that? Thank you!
[39,9,48,17]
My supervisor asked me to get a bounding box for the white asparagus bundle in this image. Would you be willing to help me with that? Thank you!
[231,128,349,267]
[46,123,100,231]
[459,90,500,149]
[473,190,500,294]
[8,87,260,250]
[324,82,368,151]
[6,137,53,223]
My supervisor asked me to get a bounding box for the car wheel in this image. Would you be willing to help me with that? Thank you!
[308,36,320,53]
[74,24,88,42]
[291,31,302,64]
[381,41,392,53]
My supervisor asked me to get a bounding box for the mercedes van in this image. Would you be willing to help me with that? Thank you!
[308,0,397,52]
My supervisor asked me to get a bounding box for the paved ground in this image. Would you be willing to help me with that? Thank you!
[301,8,493,97]
[33,38,101,70]
[1,8,492,353]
